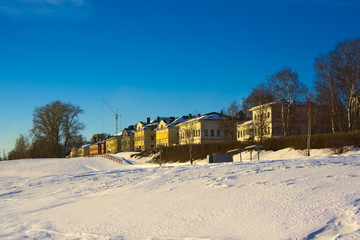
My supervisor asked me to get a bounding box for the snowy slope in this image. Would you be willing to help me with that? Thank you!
[1,150,360,240]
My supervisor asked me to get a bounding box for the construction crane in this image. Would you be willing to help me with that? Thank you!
[103,100,119,134]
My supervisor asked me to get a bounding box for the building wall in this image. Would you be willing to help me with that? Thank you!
[178,121,202,145]
[78,147,89,157]
[250,103,310,141]
[121,135,134,152]
[237,122,253,141]
[156,127,179,147]
[134,123,156,151]
[179,120,232,145]
[106,137,121,154]
[89,144,100,155]
[70,148,79,158]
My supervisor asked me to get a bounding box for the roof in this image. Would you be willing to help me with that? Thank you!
[249,100,307,111]
[238,120,253,126]
[168,116,188,127]
[238,120,254,127]
[155,116,188,129]
[123,129,135,136]
[177,112,231,126]
[137,117,174,130]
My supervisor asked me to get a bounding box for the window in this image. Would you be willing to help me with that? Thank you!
[211,129,214,137]
[217,129,220,137]
[151,135,154,141]
[204,129,208,137]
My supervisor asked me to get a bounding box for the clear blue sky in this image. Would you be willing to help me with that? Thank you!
[1,0,360,155]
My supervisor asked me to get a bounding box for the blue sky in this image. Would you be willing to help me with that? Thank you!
[1,0,360,155]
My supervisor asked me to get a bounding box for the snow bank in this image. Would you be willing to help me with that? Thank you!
[1,149,360,239]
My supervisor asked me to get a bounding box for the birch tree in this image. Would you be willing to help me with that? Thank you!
[268,68,307,136]
[315,38,360,132]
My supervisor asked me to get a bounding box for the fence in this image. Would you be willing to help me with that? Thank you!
[88,154,124,164]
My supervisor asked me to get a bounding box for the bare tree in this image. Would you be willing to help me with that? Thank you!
[62,103,85,150]
[315,38,360,132]
[8,134,31,160]
[179,120,198,164]
[243,83,274,141]
[221,101,240,140]
[268,68,307,136]
[243,83,274,119]
[31,101,85,158]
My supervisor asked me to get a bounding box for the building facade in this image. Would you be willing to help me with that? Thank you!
[177,112,233,145]
[105,135,122,154]
[237,120,254,141]
[121,128,135,152]
[156,117,187,147]
[237,100,327,141]
[134,117,172,151]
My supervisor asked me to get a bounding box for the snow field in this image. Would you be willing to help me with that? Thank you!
[0,149,360,239]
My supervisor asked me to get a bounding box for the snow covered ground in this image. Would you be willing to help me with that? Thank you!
[1,148,360,240]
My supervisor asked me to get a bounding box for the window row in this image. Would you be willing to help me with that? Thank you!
[179,128,228,139]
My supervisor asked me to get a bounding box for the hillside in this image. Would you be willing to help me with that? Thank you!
[1,149,360,239]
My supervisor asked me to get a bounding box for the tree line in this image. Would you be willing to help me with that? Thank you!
[224,37,360,138]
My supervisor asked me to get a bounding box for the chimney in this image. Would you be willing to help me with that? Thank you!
[157,116,160,122]
[147,117,150,124]
[188,113,192,118]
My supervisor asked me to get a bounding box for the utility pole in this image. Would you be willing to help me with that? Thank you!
[103,100,119,134]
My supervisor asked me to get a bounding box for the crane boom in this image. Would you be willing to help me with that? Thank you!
[103,100,119,134]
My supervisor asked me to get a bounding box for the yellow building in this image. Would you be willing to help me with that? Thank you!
[134,117,173,151]
[121,128,135,152]
[156,117,187,147]
[238,100,326,141]
[177,112,233,145]
[237,120,254,141]
[70,147,79,158]
[78,144,90,157]
[106,135,122,154]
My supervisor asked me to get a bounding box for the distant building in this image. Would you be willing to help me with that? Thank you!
[91,134,106,143]
[70,147,79,158]
[78,144,90,157]
[106,134,122,154]
[237,120,254,141]
[177,112,233,145]
[156,117,187,147]
[121,128,135,152]
[238,100,328,141]
[134,117,173,151]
